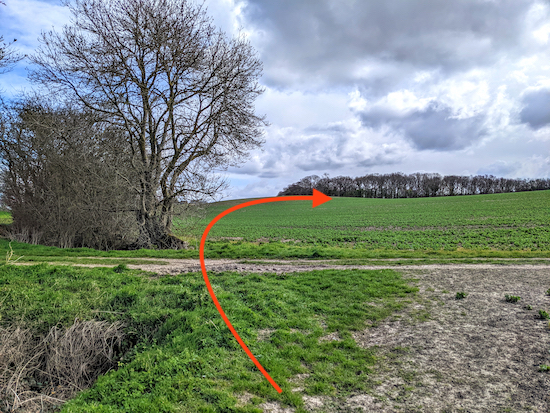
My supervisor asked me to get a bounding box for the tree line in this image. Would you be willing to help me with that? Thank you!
[0,0,265,249]
[278,173,550,198]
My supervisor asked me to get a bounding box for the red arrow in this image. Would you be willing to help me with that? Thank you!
[199,189,332,393]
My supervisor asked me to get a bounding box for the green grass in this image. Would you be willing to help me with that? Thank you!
[0,264,416,412]
[0,210,12,225]
[177,190,550,255]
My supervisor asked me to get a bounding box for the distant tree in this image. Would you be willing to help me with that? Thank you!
[29,0,266,248]
[279,172,550,199]
[279,175,322,196]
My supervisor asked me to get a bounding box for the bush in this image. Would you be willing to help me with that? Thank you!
[0,100,140,249]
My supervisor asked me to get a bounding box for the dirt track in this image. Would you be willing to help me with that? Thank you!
[124,260,550,412]
[119,257,550,276]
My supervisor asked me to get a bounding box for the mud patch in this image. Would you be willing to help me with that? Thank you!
[318,331,341,343]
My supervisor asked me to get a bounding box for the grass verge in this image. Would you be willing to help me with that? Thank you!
[1,238,549,262]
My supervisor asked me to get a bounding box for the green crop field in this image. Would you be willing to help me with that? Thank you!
[172,190,550,258]
[0,190,548,262]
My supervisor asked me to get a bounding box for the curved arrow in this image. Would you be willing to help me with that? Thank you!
[199,189,332,393]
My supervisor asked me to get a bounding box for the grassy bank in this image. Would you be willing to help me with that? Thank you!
[1,238,549,266]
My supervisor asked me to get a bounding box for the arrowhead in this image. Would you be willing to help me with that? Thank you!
[312,189,332,208]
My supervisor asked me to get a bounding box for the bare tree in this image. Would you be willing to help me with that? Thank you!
[29,0,266,248]
[0,1,22,74]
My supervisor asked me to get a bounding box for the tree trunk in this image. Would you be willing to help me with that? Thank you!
[134,188,187,250]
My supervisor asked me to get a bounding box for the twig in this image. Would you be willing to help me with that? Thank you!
[5,241,23,264]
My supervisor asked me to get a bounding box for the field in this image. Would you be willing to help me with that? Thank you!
[1,191,548,264]
[174,190,550,258]
[1,191,550,412]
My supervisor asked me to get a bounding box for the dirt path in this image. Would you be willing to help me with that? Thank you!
[124,258,550,276]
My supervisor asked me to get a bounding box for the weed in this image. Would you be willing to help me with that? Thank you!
[539,310,550,320]
[546,288,550,296]
[455,292,468,300]
[0,320,123,412]
[525,305,533,310]
[505,295,521,303]
[112,263,129,273]
[539,364,550,372]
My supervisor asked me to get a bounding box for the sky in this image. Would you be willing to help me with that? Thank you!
[1,0,549,199]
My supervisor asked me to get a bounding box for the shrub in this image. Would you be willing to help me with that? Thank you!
[0,100,139,250]
[0,320,124,412]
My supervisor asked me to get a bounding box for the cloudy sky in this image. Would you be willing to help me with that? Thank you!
[1,0,550,199]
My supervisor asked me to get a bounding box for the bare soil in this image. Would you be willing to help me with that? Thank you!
[348,266,550,413]
[121,258,550,277]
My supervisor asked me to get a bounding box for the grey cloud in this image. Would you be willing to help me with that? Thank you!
[360,104,486,150]
[477,160,522,177]
[243,0,533,90]
[520,89,550,130]
[296,159,345,172]
[227,124,403,178]
[258,171,280,179]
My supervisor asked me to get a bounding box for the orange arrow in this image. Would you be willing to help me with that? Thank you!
[199,189,332,393]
